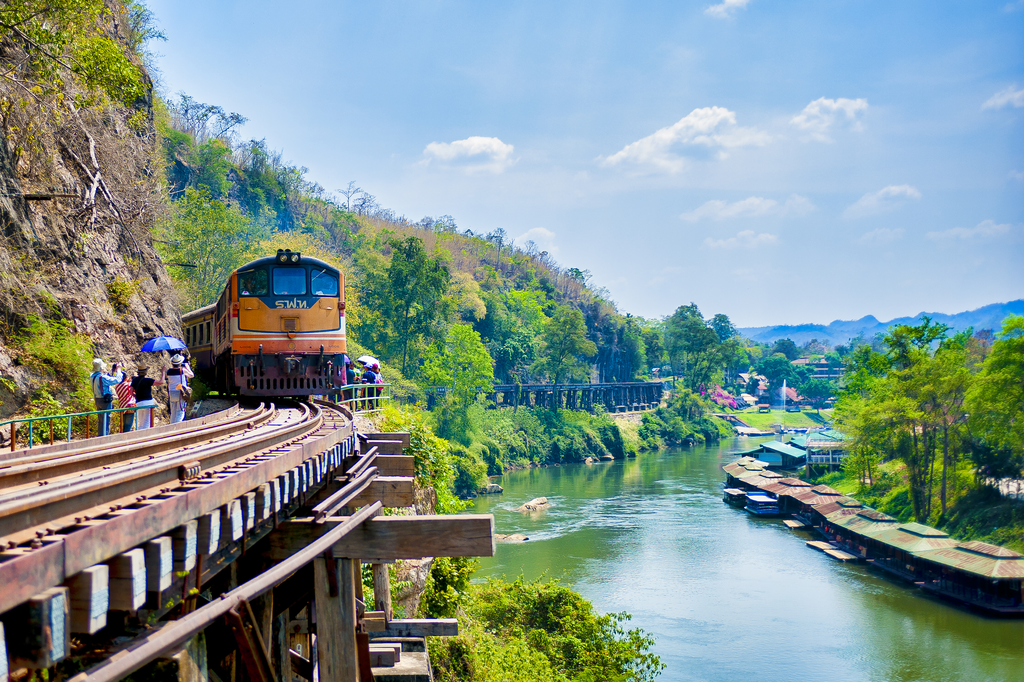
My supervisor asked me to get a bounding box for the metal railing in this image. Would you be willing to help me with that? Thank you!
[328,383,392,414]
[1,403,160,452]
[2,384,392,452]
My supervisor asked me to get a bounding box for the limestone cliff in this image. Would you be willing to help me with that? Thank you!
[0,9,180,420]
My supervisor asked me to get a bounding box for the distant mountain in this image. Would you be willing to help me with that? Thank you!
[737,300,1024,346]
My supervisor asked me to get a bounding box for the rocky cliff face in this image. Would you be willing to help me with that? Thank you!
[0,87,180,419]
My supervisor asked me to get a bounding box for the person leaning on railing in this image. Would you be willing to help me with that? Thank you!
[342,359,358,406]
[114,371,137,432]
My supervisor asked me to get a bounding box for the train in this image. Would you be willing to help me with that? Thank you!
[182,249,348,398]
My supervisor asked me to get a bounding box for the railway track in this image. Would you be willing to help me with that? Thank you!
[0,400,495,681]
[0,399,355,617]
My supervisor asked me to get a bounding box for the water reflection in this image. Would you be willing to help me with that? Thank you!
[467,439,1024,682]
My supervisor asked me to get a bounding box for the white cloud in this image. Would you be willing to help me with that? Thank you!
[600,107,770,173]
[705,0,752,18]
[516,227,559,255]
[790,97,869,142]
[982,85,1024,110]
[927,220,1022,241]
[843,184,921,219]
[858,228,904,244]
[680,194,814,221]
[1004,1,1024,13]
[422,136,515,173]
[1011,170,1024,181]
[703,230,778,249]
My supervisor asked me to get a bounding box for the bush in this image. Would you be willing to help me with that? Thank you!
[105,277,140,312]
[431,576,664,682]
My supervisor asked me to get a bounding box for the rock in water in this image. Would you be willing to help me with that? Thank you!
[516,497,551,512]
[480,483,504,495]
[495,533,529,543]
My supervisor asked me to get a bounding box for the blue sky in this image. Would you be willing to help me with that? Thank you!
[147,0,1023,327]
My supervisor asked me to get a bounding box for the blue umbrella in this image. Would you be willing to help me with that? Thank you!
[140,336,187,352]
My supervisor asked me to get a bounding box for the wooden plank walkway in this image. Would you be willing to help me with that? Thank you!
[825,549,860,562]
[784,520,807,529]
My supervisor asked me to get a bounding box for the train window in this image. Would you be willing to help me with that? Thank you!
[273,268,307,296]
[310,269,338,296]
[206,321,211,342]
[238,269,269,296]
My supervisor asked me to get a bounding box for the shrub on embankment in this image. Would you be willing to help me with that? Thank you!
[430,576,664,682]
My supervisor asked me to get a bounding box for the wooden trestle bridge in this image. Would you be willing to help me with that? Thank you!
[428,381,665,413]
[0,401,494,682]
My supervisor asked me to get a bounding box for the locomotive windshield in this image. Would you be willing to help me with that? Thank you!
[273,268,307,296]
[311,269,339,296]
[238,269,269,296]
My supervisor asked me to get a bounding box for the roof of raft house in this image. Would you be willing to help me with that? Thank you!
[721,455,1024,581]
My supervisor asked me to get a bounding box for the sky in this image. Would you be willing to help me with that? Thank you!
[146,0,1023,327]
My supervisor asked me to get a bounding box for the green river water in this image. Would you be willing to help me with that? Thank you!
[465,438,1024,682]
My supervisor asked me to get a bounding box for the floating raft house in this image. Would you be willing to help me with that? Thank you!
[722,455,1024,615]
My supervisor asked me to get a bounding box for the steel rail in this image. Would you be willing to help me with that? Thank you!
[0,404,275,489]
[68,501,383,682]
[0,401,355,615]
[0,403,317,538]
[311,466,378,521]
[0,403,246,464]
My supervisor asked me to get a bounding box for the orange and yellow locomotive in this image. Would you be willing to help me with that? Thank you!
[182,249,347,397]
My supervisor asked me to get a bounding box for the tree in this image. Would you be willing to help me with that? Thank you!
[801,379,834,414]
[770,338,800,361]
[425,324,495,442]
[157,187,271,310]
[424,324,495,409]
[710,313,736,342]
[360,236,452,374]
[533,305,597,385]
[664,304,721,391]
[967,315,1024,462]
[755,354,796,396]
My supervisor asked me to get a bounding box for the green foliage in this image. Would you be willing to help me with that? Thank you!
[426,324,495,441]
[664,304,721,390]
[431,576,663,682]
[71,35,145,105]
[374,404,466,514]
[637,389,726,449]
[533,305,596,385]
[801,378,835,413]
[755,353,795,393]
[421,556,478,618]
[157,186,273,309]
[105,277,140,311]
[359,236,453,375]
[967,315,1024,460]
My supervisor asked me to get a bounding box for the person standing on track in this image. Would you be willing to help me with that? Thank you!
[163,354,194,424]
[132,367,163,429]
[90,359,124,436]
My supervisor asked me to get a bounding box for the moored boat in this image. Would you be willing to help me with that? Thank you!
[723,488,747,507]
[745,493,782,517]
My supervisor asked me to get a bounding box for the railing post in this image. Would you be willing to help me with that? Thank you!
[49,418,54,445]
[9,422,14,452]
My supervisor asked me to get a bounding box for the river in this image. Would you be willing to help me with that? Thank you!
[465,438,1024,682]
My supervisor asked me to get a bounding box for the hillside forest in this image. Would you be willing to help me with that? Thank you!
[2,2,1024,680]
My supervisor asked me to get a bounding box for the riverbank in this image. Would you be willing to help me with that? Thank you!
[813,463,1024,553]
[469,439,1024,681]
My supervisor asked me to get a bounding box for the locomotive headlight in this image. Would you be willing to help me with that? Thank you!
[290,254,300,263]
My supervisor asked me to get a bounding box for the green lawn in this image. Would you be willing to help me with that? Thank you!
[727,409,830,431]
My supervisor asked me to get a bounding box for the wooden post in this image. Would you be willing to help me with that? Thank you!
[172,520,199,573]
[4,586,69,669]
[0,622,8,682]
[66,565,108,634]
[242,491,257,531]
[107,548,147,611]
[198,511,221,556]
[313,556,358,682]
[371,564,392,620]
[223,499,244,542]
[272,612,293,682]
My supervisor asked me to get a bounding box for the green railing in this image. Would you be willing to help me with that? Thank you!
[330,383,392,414]
[2,384,393,452]
[1,403,159,452]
